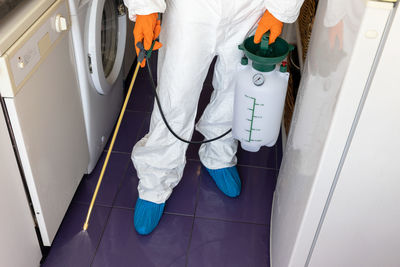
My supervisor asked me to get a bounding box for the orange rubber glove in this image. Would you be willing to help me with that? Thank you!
[134,13,162,67]
[254,10,283,45]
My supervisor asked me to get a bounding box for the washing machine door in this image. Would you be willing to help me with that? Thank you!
[87,0,126,95]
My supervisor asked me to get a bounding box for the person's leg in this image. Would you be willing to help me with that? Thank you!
[132,4,219,233]
[196,0,264,196]
[131,0,221,234]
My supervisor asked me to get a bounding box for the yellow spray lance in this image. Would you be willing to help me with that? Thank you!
[82,60,140,231]
[82,41,153,231]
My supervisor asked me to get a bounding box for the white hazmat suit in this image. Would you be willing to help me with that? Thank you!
[124,0,304,204]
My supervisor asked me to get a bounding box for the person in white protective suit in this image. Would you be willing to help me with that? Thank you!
[123,0,304,235]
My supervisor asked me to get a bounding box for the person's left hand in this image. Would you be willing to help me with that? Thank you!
[254,10,283,44]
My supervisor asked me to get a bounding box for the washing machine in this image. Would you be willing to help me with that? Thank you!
[68,0,127,173]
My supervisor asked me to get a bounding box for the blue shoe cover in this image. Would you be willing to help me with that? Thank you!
[205,166,241,197]
[134,198,165,235]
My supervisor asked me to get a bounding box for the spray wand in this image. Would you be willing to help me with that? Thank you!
[81,41,153,231]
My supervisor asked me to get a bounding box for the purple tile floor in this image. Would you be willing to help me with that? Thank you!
[41,57,282,267]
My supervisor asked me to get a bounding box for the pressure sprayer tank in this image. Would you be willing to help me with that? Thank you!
[233,34,294,152]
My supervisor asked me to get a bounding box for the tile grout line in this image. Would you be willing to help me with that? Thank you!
[89,153,132,267]
[72,200,113,208]
[89,200,113,267]
[103,150,130,155]
[237,164,278,171]
[194,216,268,227]
[184,172,202,267]
[104,205,269,227]
[112,205,195,218]
[186,159,279,172]
[123,109,150,114]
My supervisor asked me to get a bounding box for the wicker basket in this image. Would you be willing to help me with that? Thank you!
[298,0,317,62]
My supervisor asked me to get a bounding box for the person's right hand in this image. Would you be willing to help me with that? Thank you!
[134,13,162,67]
[254,10,283,45]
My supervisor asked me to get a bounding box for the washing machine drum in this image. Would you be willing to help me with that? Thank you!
[87,0,127,95]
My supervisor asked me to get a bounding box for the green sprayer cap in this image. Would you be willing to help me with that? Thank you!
[239,33,294,72]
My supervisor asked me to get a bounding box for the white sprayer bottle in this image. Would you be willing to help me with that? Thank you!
[232,34,293,152]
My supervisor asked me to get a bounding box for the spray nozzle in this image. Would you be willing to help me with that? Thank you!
[136,42,146,64]
[137,40,157,64]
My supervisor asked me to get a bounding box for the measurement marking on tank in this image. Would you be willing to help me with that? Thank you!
[243,138,262,143]
[244,95,263,142]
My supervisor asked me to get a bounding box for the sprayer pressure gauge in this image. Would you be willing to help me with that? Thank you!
[253,73,265,86]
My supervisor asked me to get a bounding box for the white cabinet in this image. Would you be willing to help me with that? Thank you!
[0,109,42,267]
[0,0,89,246]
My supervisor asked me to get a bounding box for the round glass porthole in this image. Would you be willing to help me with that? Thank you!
[101,0,118,78]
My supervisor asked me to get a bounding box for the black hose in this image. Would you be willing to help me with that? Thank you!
[145,60,232,144]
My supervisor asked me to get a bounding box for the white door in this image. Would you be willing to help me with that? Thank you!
[308,5,400,266]
[270,1,394,266]
[87,0,126,95]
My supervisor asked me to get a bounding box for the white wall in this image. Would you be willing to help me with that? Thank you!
[0,109,42,266]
